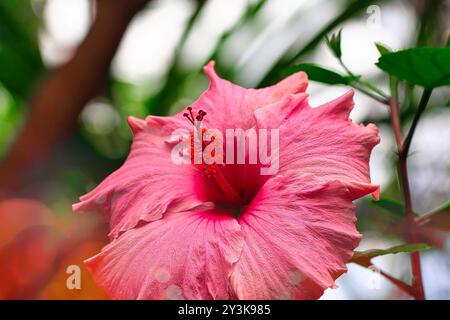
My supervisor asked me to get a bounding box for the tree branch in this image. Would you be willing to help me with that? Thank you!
[0,0,149,193]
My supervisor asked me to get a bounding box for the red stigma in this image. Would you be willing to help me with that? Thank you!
[183,107,206,125]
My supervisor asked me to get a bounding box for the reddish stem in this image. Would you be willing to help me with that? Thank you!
[356,261,414,297]
[377,267,415,297]
[388,96,425,300]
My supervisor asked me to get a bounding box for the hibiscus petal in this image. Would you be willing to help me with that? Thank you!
[73,116,212,239]
[85,210,244,300]
[188,60,308,130]
[255,90,380,199]
[230,172,362,299]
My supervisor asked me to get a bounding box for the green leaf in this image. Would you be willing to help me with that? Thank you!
[351,243,430,267]
[370,198,405,217]
[375,42,392,55]
[286,64,351,85]
[417,200,450,232]
[326,29,342,58]
[429,200,450,213]
[376,47,450,88]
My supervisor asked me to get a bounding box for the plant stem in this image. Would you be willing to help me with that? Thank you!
[358,81,431,299]
[337,58,389,104]
[388,91,426,300]
[359,78,389,99]
[402,88,433,156]
[377,267,415,297]
[357,262,415,297]
[322,16,433,299]
[335,55,432,299]
[351,83,389,105]
[389,97,403,147]
[397,157,425,300]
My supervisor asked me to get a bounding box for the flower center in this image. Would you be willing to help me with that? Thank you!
[184,107,244,207]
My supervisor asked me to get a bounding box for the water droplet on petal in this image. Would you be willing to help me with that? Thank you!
[95,195,106,205]
[288,270,304,285]
[110,193,120,205]
[166,284,184,300]
[275,292,291,300]
[154,267,170,283]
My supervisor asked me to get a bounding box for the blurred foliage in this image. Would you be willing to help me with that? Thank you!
[0,199,108,299]
[259,0,381,87]
[0,1,43,156]
[0,1,43,96]
[146,0,267,116]
[0,84,24,156]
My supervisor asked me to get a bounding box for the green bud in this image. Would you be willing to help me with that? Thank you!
[325,29,342,58]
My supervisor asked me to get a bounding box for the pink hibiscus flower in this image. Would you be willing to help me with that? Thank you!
[73,61,380,300]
